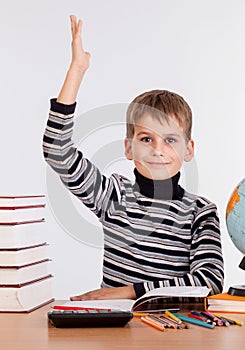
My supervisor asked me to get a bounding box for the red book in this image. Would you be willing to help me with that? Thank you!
[0,243,49,266]
[0,207,45,224]
[0,195,45,207]
[0,220,46,249]
[0,275,54,312]
[0,259,51,286]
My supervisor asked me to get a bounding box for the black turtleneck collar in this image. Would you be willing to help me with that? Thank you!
[133,168,184,200]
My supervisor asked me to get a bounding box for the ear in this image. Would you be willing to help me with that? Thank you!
[184,139,194,162]
[124,137,133,160]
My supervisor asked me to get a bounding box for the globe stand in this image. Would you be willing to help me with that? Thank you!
[227,256,245,297]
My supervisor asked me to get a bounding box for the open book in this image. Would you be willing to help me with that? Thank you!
[54,286,210,312]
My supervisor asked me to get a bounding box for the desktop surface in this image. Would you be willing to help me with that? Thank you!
[0,301,244,350]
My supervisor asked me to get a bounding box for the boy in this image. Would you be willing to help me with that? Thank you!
[43,16,224,301]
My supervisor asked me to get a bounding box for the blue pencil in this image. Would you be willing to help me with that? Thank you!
[173,313,215,329]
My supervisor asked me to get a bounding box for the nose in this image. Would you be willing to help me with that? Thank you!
[151,139,165,156]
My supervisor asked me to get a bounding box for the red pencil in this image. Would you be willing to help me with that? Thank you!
[53,305,111,311]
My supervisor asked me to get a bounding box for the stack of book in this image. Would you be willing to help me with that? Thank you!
[205,292,245,314]
[0,195,54,312]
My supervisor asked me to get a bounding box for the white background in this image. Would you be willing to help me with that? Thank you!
[0,0,244,299]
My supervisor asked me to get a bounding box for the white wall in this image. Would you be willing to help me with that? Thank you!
[0,0,244,299]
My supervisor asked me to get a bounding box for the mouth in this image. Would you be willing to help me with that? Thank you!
[146,161,170,167]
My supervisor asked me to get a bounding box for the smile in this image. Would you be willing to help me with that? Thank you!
[146,161,170,167]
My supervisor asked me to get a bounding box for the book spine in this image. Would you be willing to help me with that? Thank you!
[0,205,45,210]
[0,219,45,226]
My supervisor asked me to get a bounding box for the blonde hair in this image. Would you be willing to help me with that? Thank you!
[126,90,192,141]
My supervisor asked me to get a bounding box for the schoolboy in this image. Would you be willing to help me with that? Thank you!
[43,15,224,301]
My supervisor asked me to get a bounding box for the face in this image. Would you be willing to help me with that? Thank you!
[124,114,194,180]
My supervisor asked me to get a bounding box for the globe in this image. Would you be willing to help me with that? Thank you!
[226,178,245,296]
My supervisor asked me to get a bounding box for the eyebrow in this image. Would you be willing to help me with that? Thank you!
[135,131,182,138]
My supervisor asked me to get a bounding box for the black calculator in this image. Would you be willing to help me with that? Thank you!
[48,309,133,328]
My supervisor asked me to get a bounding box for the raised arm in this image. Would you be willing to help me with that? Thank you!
[57,15,91,105]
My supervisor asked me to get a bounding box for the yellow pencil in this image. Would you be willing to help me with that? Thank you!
[213,313,243,326]
[165,310,182,324]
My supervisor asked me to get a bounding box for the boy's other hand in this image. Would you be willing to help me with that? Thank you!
[70,285,137,301]
[69,15,90,73]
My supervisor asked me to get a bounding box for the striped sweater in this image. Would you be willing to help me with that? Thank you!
[43,99,224,298]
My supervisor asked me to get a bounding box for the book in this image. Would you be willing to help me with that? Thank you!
[204,292,245,314]
[0,195,46,207]
[0,221,46,249]
[0,194,53,312]
[0,206,45,224]
[0,259,51,285]
[0,243,49,266]
[0,275,54,312]
[53,286,210,312]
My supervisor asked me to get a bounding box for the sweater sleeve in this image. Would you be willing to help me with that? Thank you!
[133,202,224,298]
[42,99,114,218]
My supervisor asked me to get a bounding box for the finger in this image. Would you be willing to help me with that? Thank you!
[70,15,77,36]
[77,19,82,35]
[70,15,76,27]
[85,51,91,59]
[70,295,83,301]
[70,290,94,301]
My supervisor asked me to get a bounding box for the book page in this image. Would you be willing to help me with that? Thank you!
[133,286,210,308]
[138,286,210,299]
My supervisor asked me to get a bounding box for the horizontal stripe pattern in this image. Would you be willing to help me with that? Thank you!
[43,102,224,298]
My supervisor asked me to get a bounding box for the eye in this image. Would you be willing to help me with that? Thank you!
[165,137,176,144]
[140,136,153,143]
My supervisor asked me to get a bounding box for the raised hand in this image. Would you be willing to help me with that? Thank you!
[70,15,90,73]
[57,15,91,104]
